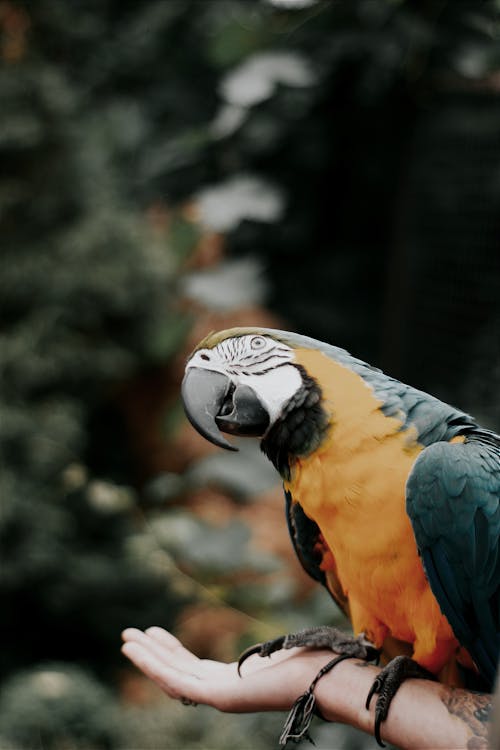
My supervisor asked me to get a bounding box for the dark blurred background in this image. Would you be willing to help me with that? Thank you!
[1,1,500,748]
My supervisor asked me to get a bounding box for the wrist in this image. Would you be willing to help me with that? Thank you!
[314,657,380,729]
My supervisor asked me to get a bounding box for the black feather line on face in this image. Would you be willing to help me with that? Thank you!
[260,366,329,480]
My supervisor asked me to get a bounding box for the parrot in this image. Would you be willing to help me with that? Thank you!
[181,327,500,745]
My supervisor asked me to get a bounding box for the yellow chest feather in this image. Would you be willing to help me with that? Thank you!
[284,349,458,673]
[284,349,422,575]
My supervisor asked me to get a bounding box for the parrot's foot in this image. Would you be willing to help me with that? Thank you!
[238,627,380,747]
[237,625,379,675]
[366,655,435,747]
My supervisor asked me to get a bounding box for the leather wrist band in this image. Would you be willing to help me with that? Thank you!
[279,653,354,746]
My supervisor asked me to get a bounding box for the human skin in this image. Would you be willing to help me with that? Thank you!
[121,627,492,749]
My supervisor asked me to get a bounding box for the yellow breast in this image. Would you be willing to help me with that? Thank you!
[284,348,459,676]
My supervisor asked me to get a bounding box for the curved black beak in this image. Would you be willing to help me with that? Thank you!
[181,367,270,451]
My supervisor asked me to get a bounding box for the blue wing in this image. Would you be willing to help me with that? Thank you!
[406,430,500,689]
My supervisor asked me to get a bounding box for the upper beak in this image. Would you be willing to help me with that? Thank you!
[181,367,270,451]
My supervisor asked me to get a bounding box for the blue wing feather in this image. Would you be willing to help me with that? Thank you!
[407,431,500,689]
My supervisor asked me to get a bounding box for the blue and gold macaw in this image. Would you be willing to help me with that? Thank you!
[181,327,500,744]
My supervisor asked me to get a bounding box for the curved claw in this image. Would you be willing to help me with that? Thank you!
[365,656,434,748]
[237,643,266,677]
[365,677,387,747]
[365,676,380,711]
[237,635,288,676]
[374,709,386,748]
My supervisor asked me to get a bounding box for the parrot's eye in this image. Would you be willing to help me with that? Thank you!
[250,336,266,350]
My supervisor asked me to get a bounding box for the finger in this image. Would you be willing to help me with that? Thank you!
[123,628,308,677]
[143,627,206,674]
[143,626,181,648]
[123,627,196,661]
[121,642,209,704]
[122,628,163,651]
[122,628,194,673]
[122,627,147,643]
[142,627,239,679]
[145,627,202,669]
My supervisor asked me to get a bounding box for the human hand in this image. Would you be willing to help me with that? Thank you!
[121,627,490,750]
[121,627,346,716]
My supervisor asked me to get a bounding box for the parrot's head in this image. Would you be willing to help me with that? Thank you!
[182,327,330,476]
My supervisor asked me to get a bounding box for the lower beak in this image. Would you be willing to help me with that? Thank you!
[181,368,270,451]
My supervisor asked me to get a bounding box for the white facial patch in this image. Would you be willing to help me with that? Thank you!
[186,334,302,426]
[187,334,294,376]
[241,364,303,424]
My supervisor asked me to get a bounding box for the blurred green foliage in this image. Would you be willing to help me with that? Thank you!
[1,0,197,742]
[1,0,500,748]
[1,0,195,686]
[0,664,121,750]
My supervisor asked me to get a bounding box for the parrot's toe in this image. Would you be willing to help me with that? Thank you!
[237,635,287,675]
[237,625,379,676]
[365,655,435,747]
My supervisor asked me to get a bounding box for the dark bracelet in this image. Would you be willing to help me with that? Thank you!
[279,653,354,746]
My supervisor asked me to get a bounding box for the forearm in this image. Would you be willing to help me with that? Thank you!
[121,628,493,750]
[314,659,492,749]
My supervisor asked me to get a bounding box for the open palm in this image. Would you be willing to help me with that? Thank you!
[121,627,340,716]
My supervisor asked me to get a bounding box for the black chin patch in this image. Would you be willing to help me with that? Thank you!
[260,366,329,479]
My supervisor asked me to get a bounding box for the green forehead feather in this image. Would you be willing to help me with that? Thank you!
[193,327,290,352]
